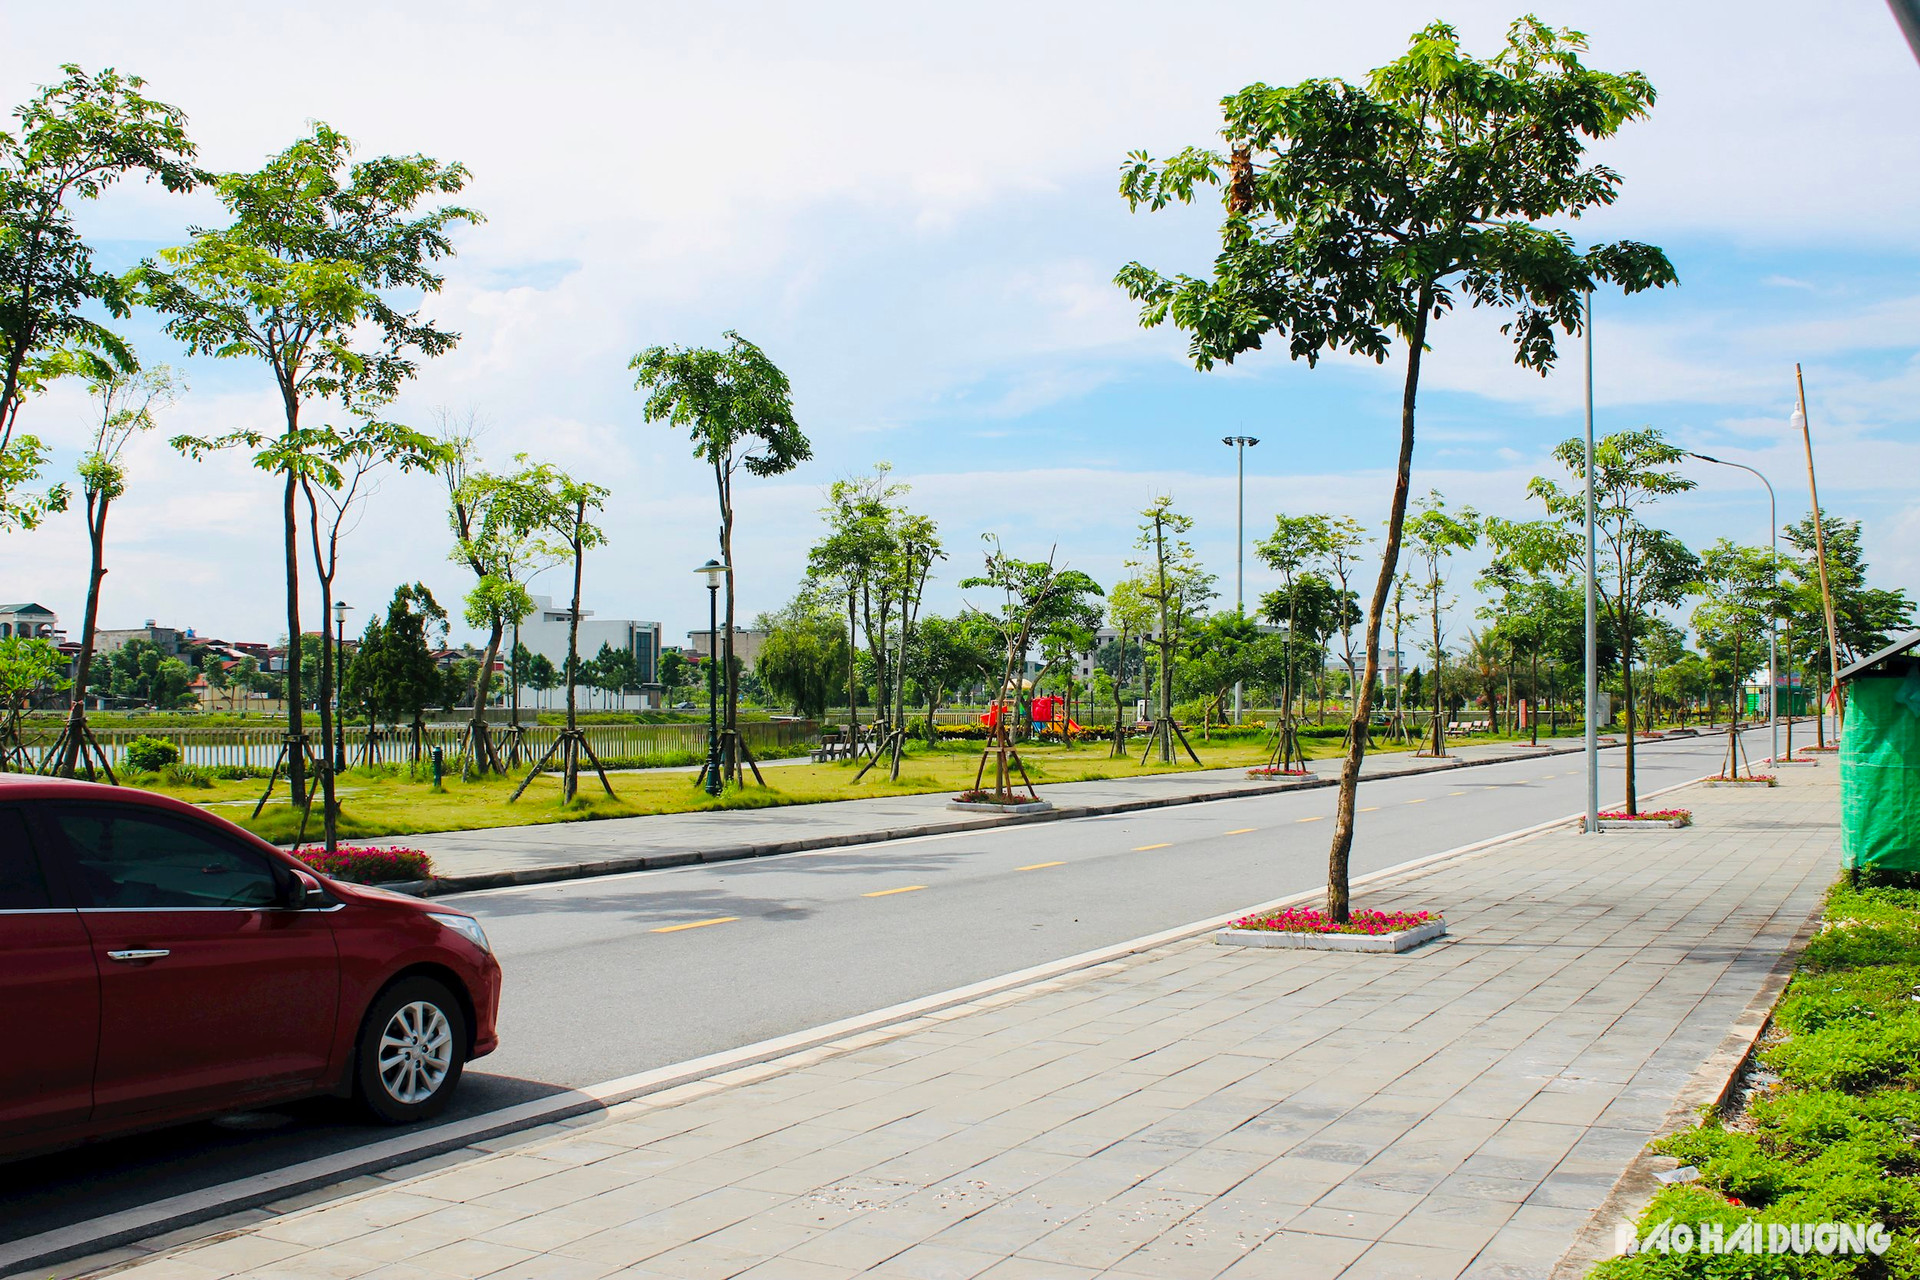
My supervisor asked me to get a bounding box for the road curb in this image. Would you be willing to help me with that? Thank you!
[5,792,1620,1279]
[387,738,1621,899]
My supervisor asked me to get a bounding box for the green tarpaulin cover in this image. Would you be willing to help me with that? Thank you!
[1842,671,1920,871]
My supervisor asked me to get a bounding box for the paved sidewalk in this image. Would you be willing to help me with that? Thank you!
[394,737,1599,894]
[72,763,1838,1280]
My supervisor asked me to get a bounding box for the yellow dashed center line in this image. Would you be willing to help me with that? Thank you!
[1449,790,1467,796]
[1133,842,1173,852]
[1224,828,1258,836]
[1017,861,1065,871]
[1405,797,1429,804]
[651,916,738,933]
[863,885,926,897]
[1298,815,1326,822]
[1360,806,1381,813]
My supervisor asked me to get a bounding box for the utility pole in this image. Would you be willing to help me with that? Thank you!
[1793,365,1843,737]
[1222,435,1259,724]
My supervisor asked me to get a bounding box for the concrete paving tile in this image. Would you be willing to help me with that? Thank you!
[1338,1239,1481,1279]
[1214,1229,1369,1279]
[404,1238,538,1277]
[474,1256,627,1280]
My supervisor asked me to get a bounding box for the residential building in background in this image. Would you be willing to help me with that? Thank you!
[519,595,663,709]
[684,626,768,670]
[0,602,60,641]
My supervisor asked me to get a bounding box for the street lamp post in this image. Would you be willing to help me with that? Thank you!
[1583,289,1600,835]
[1686,452,1779,766]
[697,559,726,796]
[332,600,352,772]
[1222,435,1260,724]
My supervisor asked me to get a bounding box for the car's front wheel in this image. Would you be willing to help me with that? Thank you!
[355,977,468,1124]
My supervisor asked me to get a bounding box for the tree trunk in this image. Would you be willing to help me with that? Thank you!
[564,502,584,801]
[1328,289,1430,924]
[718,466,739,783]
[469,617,504,773]
[59,490,111,776]
[282,465,305,804]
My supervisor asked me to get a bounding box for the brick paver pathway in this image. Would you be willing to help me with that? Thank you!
[71,767,1835,1280]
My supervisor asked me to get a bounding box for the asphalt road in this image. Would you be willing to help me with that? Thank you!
[0,731,1764,1247]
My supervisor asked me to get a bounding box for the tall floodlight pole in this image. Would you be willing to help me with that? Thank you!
[1687,452,1778,764]
[1223,435,1260,724]
[1583,290,1600,834]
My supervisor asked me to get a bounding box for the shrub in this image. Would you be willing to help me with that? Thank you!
[160,762,213,789]
[124,735,179,772]
[294,845,433,884]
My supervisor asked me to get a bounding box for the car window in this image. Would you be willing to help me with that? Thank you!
[0,809,52,910]
[54,808,279,910]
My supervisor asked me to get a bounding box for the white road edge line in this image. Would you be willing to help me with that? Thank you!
[0,768,1718,1278]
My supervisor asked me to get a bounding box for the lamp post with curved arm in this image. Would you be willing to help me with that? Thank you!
[1686,452,1778,766]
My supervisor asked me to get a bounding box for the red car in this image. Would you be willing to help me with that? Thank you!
[0,774,500,1160]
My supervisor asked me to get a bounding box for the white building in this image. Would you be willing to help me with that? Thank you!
[514,595,663,709]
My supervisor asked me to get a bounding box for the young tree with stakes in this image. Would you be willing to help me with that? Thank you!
[1406,492,1480,756]
[959,539,1103,802]
[1115,18,1674,919]
[508,466,611,804]
[52,359,180,779]
[1130,496,1216,765]
[1529,427,1698,811]
[633,332,810,785]
[140,123,477,807]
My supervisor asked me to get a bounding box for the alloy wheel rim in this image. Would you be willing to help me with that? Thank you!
[377,1000,453,1104]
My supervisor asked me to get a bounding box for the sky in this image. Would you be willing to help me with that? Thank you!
[5,1,1918,653]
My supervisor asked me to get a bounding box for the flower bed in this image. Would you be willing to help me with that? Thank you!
[294,844,433,884]
[1230,906,1436,937]
[1598,809,1692,825]
[1708,774,1776,785]
[1245,765,1311,779]
[1797,744,1837,754]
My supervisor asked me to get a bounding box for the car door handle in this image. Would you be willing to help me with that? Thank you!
[106,949,171,963]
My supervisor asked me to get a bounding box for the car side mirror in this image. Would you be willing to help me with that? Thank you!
[281,869,322,910]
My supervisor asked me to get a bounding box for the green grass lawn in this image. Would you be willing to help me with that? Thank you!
[127,731,1383,845]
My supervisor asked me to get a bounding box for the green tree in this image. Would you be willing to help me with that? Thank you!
[906,612,1000,731]
[1115,17,1674,918]
[525,652,558,710]
[516,464,608,800]
[1130,495,1216,762]
[1,65,195,533]
[633,331,811,783]
[756,599,851,720]
[656,648,688,701]
[347,584,447,759]
[57,360,180,774]
[1406,493,1480,756]
[1529,427,1698,810]
[1783,513,1914,731]
[103,637,193,708]
[1254,513,1330,719]
[440,422,549,768]
[960,539,1104,797]
[141,122,477,806]
[0,634,69,755]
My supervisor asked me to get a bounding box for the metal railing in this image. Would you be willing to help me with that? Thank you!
[6,719,818,772]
